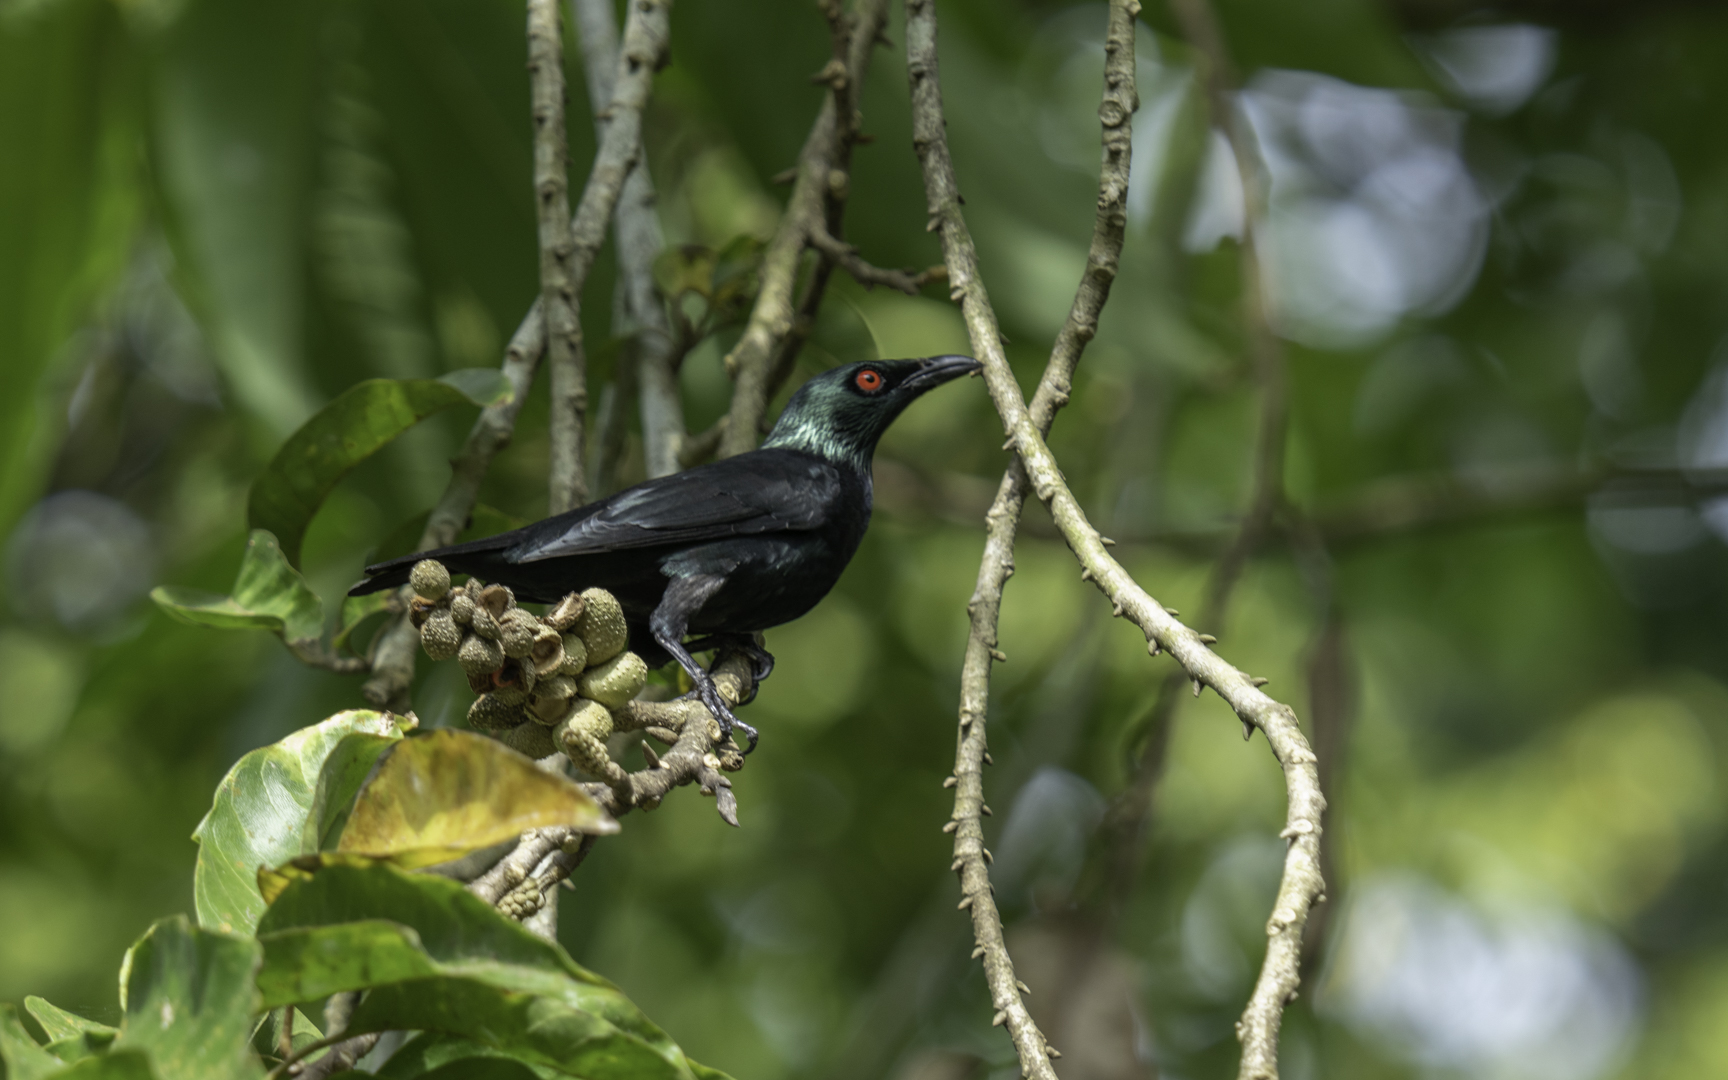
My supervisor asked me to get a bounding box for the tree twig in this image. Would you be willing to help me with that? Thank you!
[529,0,588,515]
[916,1,1138,1077]
[907,3,1324,1079]
[717,0,891,458]
[571,0,684,480]
[361,0,671,708]
[807,222,942,295]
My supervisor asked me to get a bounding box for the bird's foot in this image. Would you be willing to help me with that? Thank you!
[684,634,776,699]
[691,671,759,755]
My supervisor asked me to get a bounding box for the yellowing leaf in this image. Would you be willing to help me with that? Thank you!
[334,730,616,868]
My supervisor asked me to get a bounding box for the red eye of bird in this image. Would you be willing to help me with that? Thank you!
[855,369,884,392]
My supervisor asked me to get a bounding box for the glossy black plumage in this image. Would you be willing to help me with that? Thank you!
[352,354,981,748]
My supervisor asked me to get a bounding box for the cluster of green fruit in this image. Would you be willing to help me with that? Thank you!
[407,559,645,782]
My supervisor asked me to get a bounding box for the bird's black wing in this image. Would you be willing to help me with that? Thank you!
[510,449,841,562]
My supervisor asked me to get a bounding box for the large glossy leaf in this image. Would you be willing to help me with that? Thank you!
[191,709,410,934]
[247,370,514,567]
[23,998,116,1044]
[113,917,263,1080]
[331,729,615,868]
[254,865,726,1080]
[150,530,324,650]
[0,1004,61,1080]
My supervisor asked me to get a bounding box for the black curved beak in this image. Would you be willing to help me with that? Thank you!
[902,354,983,392]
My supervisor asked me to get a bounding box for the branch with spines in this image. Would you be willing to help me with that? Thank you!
[918,1,1137,1077]
[715,0,895,460]
[905,2,1324,1079]
[1101,0,1296,947]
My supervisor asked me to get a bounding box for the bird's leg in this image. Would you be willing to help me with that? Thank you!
[650,574,760,754]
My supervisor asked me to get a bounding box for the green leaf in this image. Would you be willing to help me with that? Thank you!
[246,371,514,567]
[330,729,615,868]
[652,245,715,299]
[191,709,411,934]
[0,0,141,537]
[23,998,116,1044]
[710,234,764,308]
[332,590,393,653]
[250,1008,322,1067]
[0,1004,62,1080]
[376,1035,553,1079]
[41,1033,115,1066]
[351,984,688,1080]
[113,917,263,1080]
[151,0,322,437]
[254,865,727,1080]
[150,530,324,650]
[43,1050,157,1080]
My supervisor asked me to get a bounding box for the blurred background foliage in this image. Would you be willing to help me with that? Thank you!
[3,0,1728,1077]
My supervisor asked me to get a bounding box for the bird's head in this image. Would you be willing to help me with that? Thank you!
[762,355,983,466]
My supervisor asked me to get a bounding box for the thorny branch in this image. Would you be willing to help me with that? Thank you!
[571,0,685,481]
[907,2,1324,1079]
[1156,13,1329,1069]
[1103,0,1295,934]
[717,0,893,459]
[920,1,1137,1078]
[362,0,672,707]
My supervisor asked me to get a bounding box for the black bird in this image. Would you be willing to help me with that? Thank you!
[352,354,982,750]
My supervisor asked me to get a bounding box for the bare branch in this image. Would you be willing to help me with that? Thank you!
[907,4,1324,1080]
[717,0,892,458]
[807,222,941,295]
[912,1,1138,1077]
[529,0,587,514]
[572,0,684,480]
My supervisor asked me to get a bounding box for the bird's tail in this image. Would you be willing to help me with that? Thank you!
[347,533,519,596]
